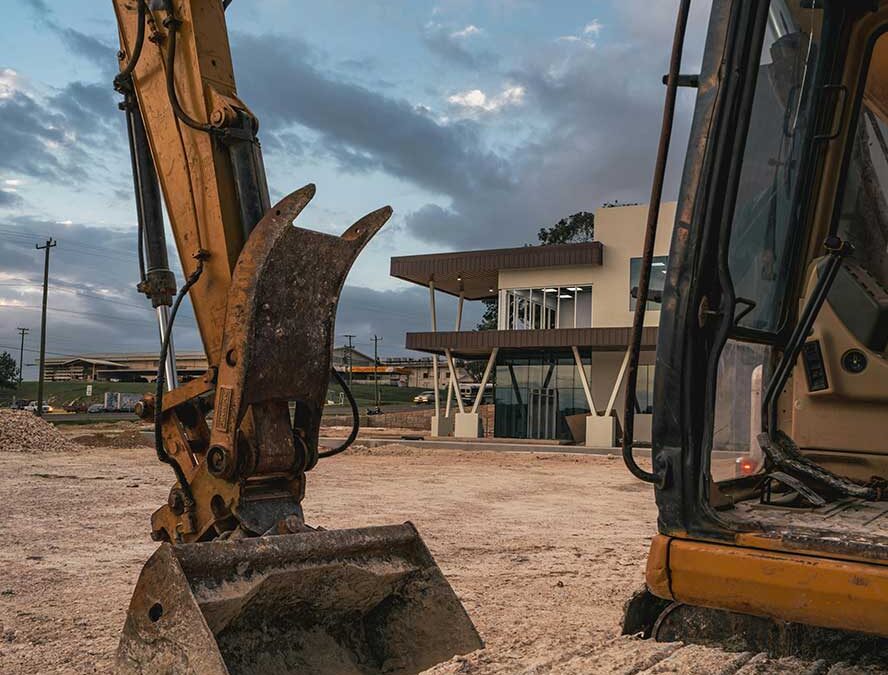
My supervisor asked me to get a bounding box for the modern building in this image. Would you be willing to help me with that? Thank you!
[390,202,676,445]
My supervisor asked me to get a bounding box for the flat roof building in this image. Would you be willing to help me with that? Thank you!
[40,351,208,383]
[390,202,676,446]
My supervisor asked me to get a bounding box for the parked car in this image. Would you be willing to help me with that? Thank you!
[413,391,436,404]
[87,403,105,414]
[24,402,51,413]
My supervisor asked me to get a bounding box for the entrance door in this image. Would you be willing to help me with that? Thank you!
[527,387,558,439]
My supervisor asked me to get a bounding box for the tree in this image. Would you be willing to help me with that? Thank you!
[0,352,17,390]
[475,299,499,331]
[536,211,595,245]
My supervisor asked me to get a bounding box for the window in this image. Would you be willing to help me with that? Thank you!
[500,286,592,329]
[727,2,821,333]
[629,257,668,310]
[836,32,888,289]
[634,364,655,414]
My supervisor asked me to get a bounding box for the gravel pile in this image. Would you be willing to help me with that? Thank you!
[0,410,83,453]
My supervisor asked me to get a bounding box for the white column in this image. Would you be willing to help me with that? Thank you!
[445,348,465,414]
[429,281,440,417]
[445,292,464,418]
[604,347,632,418]
[572,345,595,413]
[472,348,499,414]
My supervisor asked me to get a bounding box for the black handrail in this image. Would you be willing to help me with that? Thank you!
[622,0,693,485]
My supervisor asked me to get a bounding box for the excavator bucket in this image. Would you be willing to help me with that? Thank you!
[117,523,482,674]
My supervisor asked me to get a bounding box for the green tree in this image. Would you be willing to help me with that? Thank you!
[536,211,595,245]
[475,299,499,331]
[0,352,17,390]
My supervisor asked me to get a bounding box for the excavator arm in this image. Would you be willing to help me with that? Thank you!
[110,2,481,672]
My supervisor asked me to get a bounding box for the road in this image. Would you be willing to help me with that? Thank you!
[46,402,423,424]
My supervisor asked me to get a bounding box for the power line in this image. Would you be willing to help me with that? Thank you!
[0,304,160,327]
[0,282,197,319]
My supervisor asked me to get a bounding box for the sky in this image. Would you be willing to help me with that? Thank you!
[0,0,712,378]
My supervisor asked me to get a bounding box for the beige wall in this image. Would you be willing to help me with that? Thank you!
[496,202,677,329]
[593,202,676,328]
[498,265,598,290]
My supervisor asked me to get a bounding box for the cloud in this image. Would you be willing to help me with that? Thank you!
[23,0,118,76]
[447,85,525,113]
[422,22,497,69]
[451,25,482,39]
[0,190,23,209]
[229,10,709,253]
[0,68,20,99]
[232,32,512,198]
[583,20,604,36]
[0,72,123,184]
[557,19,603,48]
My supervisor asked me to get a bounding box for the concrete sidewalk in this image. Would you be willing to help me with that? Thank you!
[321,435,634,457]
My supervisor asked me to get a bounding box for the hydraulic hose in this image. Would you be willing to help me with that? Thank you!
[153,260,204,504]
[317,368,360,459]
[162,13,219,135]
[113,0,147,92]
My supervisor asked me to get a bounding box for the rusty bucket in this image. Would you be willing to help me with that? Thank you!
[116,523,481,674]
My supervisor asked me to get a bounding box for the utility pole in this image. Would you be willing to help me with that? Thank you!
[16,327,29,386]
[344,334,356,387]
[372,335,382,412]
[12,328,31,405]
[35,239,56,417]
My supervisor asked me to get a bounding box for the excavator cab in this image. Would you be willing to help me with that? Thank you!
[624,0,888,662]
[110,1,480,673]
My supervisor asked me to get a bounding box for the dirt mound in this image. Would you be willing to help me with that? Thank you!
[70,429,150,448]
[0,410,82,453]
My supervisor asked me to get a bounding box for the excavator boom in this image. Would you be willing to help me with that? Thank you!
[110,1,481,672]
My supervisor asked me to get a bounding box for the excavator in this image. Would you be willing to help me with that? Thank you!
[110,1,480,673]
[622,0,888,664]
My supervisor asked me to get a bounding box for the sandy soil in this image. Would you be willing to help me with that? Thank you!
[0,443,882,674]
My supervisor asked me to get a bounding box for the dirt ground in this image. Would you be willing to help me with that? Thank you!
[0,440,883,674]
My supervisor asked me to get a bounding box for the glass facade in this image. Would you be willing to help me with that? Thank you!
[493,351,594,440]
[499,286,592,330]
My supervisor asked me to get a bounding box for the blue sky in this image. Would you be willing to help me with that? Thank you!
[0,1,710,376]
